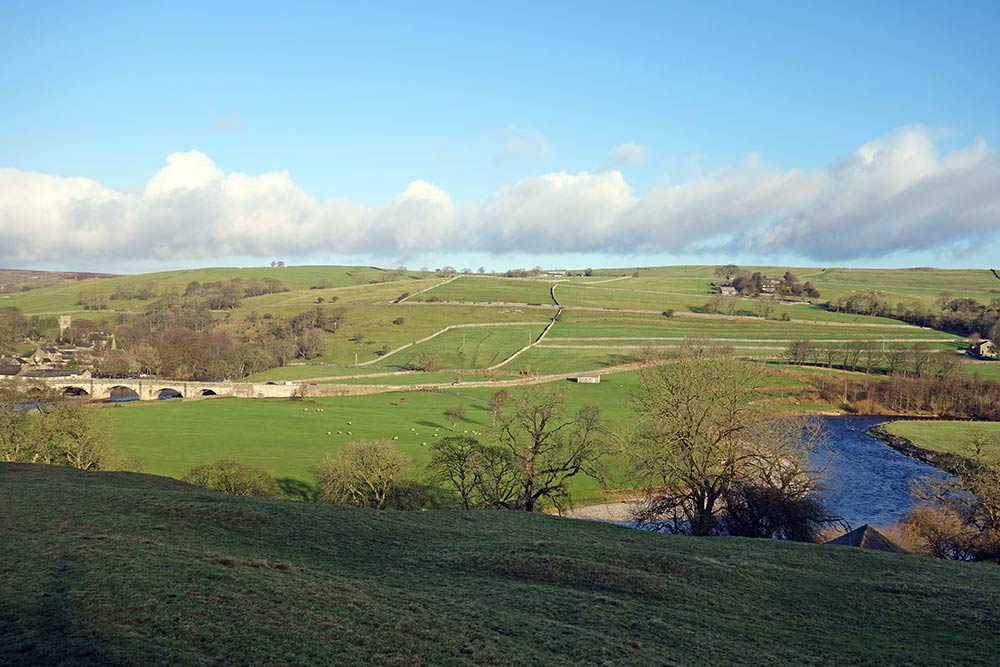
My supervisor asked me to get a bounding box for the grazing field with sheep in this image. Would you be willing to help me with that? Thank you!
[106,364,822,503]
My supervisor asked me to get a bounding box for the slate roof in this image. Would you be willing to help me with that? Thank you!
[825,524,908,553]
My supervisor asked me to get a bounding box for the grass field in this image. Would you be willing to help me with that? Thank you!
[881,420,1000,463]
[387,324,548,369]
[107,386,613,502]
[107,363,823,503]
[412,276,557,304]
[238,304,554,367]
[4,462,1000,666]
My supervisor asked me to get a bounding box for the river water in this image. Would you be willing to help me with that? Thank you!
[812,416,947,529]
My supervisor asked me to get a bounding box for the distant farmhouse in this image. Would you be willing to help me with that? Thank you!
[970,339,999,360]
[713,265,819,299]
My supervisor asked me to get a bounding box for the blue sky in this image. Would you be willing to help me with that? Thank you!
[1,1,999,272]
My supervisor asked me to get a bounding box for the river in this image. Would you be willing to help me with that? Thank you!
[812,416,947,528]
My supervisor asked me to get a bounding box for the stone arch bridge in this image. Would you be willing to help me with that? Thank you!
[35,378,304,401]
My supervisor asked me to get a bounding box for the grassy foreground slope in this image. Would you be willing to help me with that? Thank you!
[3,464,1000,667]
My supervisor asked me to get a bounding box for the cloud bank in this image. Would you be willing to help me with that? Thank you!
[1,125,998,266]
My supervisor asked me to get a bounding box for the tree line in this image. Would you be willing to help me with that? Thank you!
[829,289,1000,339]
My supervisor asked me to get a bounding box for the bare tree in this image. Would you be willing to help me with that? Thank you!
[428,436,481,510]
[907,431,1000,560]
[494,385,604,512]
[443,404,466,432]
[487,389,509,426]
[318,440,410,509]
[623,351,833,537]
[183,460,280,497]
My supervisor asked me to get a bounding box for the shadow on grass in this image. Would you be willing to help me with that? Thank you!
[276,478,318,501]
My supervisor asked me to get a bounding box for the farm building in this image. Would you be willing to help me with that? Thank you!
[970,339,999,359]
[576,375,601,384]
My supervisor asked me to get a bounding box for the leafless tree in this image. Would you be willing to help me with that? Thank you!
[318,440,410,509]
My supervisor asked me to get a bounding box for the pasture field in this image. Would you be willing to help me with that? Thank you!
[234,303,554,367]
[965,362,1000,381]
[808,267,1000,304]
[881,420,1000,463]
[240,277,440,309]
[6,463,1000,667]
[549,310,959,342]
[591,265,1000,306]
[410,276,557,304]
[386,324,548,369]
[107,363,822,503]
[106,388,620,503]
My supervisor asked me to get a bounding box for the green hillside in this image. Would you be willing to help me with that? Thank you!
[3,463,999,666]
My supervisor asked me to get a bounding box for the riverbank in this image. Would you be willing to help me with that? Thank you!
[865,423,966,472]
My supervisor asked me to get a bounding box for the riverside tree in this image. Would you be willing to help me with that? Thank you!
[623,350,835,538]
[0,379,111,470]
[905,431,1000,561]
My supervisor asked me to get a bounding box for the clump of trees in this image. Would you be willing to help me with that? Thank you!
[183,459,281,497]
[0,380,113,470]
[0,307,30,349]
[620,350,838,539]
[318,439,411,509]
[902,432,1000,561]
[98,303,346,381]
[830,290,1000,339]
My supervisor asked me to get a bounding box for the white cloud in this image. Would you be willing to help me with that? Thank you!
[1,126,998,266]
[605,141,648,169]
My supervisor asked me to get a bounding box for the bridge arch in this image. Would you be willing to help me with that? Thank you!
[62,386,90,397]
[109,386,140,402]
[157,388,183,400]
[200,389,218,396]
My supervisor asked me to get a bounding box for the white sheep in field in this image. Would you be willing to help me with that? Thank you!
[347,421,352,425]
[326,432,331,436]
[392,436,398,440]
[337,431,342,434]
[347,431,352,435]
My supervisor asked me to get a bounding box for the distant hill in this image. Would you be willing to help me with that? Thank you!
[2,463,999,666]
[0,268,120,294]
